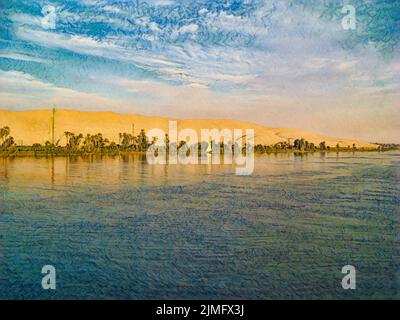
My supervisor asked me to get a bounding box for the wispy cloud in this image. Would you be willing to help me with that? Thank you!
[0,70,129,111]
[0,53,48,63]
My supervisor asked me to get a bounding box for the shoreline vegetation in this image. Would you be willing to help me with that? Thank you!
[0,126,398,158]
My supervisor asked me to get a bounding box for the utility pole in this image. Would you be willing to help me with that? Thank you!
[51,107,56,145]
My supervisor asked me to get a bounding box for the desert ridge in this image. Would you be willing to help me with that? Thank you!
[0,109,376,148]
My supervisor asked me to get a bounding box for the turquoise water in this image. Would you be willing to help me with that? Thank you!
[0,152,399,299]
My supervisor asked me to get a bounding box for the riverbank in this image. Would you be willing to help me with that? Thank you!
[0,146,392,158]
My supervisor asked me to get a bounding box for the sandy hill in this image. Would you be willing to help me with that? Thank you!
[0,109,376,148]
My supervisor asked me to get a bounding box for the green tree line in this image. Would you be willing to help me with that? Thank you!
[0,126,387,156]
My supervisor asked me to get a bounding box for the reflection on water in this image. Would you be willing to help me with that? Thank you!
[0,152,399,299]
[0,152,364,189]
[0,153,236,190]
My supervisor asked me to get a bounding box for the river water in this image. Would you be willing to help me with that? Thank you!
[0,151,399,299]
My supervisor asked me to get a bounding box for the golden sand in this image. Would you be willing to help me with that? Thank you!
[0,109,376,148]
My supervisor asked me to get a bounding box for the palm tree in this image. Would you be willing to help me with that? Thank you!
[2,136,15,148]
[300,138,305,151]
[83,134,94,153]
[0,126,15,149]
[64,131,73,148]
[0,126,10,144]
[294,139,300,150]
[64,132,83,152]
[137,129,148,151]
[119,133,134,149]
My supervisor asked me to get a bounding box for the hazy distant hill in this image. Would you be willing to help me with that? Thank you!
[0,109,377,148]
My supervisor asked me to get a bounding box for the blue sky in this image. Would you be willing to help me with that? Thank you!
[0,0,399,142]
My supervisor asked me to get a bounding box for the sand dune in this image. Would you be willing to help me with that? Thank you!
[0,109,376,148]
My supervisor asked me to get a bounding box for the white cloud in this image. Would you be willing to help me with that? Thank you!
[16,27,181,68]
[178,24,199,33]
[0,70,129,111]
[9,13,42,27]
[14,26,258,88]
[198,8,208,15]
[0,53,48,63]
